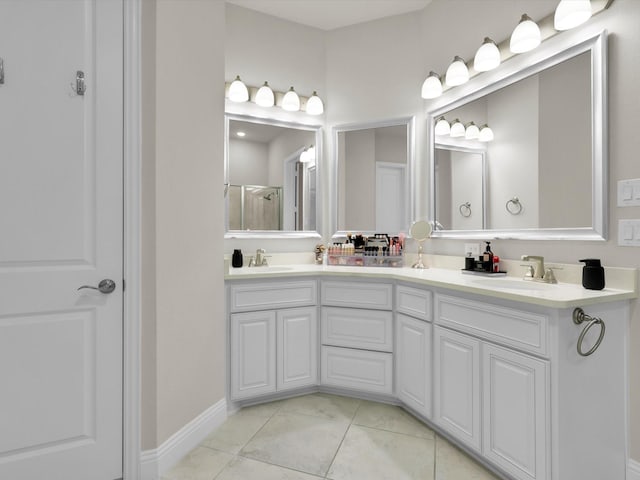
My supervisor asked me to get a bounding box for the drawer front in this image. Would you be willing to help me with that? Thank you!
[321,281,393,310]
[397,285,432,321]
[321,307,393,352]
[435,294,548,356]
[229,280,317,312]
[321,346,393,394]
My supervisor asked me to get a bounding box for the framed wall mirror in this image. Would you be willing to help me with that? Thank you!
[225,114,322,238]
[427,29,607,240]
[332,117,415,238]
[434,142,486,231]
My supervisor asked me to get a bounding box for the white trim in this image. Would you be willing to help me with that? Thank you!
[628,459,640,480]
[123,0,142,479]
[140,399,228,480]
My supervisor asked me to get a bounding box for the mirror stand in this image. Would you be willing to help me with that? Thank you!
[412,239,426,269]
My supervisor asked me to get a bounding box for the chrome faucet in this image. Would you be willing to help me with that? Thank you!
[249,248,269,267]
[520,255,558,284]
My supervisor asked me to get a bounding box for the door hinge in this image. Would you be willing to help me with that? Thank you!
[122,279,126,292]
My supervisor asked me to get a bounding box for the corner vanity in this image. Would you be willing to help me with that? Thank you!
[225,264,636,480]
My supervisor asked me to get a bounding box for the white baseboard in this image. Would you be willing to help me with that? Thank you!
[140,398,227,480]
[628,459,640,480]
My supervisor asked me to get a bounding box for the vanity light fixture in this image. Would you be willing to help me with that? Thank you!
[465,122,480,140]
[255,81,275,107]
[282,86,301,112]
[450,119,466,138]
[421,71,443,99]
[434,117,451,136]
[474,37,501,72]
[510,14,541,53]
[445,56,469,87]
[479,124,494,142]
[228,75,249,103]
[306,91,324,115]
[554,0,592,31]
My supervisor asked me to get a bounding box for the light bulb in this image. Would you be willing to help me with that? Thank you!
[450,119,465,137]
[228,75,249,102]
[421,71,443,99]
[510,14,541,54]
[306,91,324,115]
[434,117,451,136]
[554,0,592,30]
[465,122,480,140]
[255,81,274,107]
[474,37,501,72]
[445,56,469,87]
[306,145,315,162]
[282,86,300,112]
[479,125,494,142]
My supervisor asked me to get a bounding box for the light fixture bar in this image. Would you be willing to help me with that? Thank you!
[224,81,324,114]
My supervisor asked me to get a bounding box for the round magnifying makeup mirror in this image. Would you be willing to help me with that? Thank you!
[410,220,432,269]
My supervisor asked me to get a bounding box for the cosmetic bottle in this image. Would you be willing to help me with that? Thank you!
[482,242,494,272]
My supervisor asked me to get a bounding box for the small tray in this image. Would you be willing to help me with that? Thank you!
[461,269,507,277]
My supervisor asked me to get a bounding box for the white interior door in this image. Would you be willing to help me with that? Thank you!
[376,162,406,232]
[0,1,123,479]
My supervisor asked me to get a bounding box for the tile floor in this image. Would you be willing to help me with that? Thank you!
[163,393,501,480]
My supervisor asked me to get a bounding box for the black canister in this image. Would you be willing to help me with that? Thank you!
[232,249,243,268]
[579,258,605,290]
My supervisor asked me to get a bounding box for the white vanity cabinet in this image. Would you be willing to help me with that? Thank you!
[320,280,394,394]
[228,280,318,400]
[435,293,551,480]
[395,285,433,418]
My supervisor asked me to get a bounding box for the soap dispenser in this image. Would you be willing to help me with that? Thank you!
[579,258,605,290]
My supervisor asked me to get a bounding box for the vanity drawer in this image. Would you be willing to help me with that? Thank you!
[396,285,432,321]
[321,281,393,310]
[435,294,548,357]
[321,346,393,395]
[229,280,317,312]
[321,307,393,352]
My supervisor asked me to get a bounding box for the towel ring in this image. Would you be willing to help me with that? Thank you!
[573,307,606,357]
[506,196,523,215]
[459,202,472,218]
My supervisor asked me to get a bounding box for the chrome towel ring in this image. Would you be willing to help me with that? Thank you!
[459,202,471,217]
[573,307,606,357]
[506,196,523,215]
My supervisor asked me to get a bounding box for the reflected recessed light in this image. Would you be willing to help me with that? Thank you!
[236,131,246,137]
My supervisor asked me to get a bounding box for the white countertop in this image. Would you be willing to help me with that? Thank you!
[225,264,637,309]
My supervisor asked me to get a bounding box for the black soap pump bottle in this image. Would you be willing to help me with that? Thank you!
[580,258,605,290]
[232,249,243,268]
[483,241,494,272]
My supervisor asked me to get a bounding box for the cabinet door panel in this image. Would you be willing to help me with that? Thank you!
[396,314,431,418]
[278,307,318,391]
[483,344,549,480]
[231,311,276,399]
[434,326,481,452]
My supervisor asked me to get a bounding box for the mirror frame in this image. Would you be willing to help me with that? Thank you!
[224,113,323,239]
[434,142,487,231]
[427,29,608,241]
[330,116,416,239]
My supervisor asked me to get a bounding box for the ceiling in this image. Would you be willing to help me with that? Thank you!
[225,0,432,31]
[230,119,305,144]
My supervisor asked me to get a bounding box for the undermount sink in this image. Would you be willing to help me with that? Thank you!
[471,278,557,291]
[247,266,294,272]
